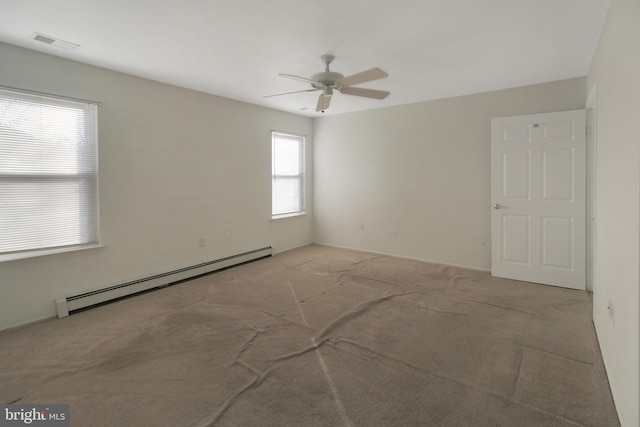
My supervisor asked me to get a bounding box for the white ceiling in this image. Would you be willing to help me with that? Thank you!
[0,0,611,117]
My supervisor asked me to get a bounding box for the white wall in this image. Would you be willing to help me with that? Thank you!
[313,78,586,269]
[587,0,640,424]
[0,42,313,330]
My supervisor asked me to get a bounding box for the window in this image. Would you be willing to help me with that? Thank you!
[0,88,100,260]
[272,131,305,218]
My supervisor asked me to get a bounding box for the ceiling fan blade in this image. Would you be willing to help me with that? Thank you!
[263,88,319,98]
[340,86,390,99]
[338,67,388,86]
[316,94,332,112]
[279,73,318,85]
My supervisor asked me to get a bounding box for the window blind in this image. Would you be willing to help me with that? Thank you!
[0,88,99,256]
[272,131,305,217]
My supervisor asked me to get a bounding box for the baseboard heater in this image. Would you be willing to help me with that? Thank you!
[55,246,272,318]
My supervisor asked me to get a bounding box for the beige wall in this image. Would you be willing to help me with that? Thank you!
[587,0,640,425]
[313,78,586,269]
[0,42,313,330]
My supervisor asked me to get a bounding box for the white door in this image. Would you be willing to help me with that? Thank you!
[491,110,586,290]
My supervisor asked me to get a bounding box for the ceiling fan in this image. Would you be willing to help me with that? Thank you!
[264,55,390,113]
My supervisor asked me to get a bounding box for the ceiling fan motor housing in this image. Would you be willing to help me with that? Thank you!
[310,71,345,90]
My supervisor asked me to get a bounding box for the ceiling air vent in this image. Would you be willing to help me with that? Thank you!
[31,32,79,50]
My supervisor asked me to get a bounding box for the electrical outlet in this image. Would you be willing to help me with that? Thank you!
[199,238,205,248]
[607,300,615,326]
[360,222,365,231]
[224,232,231,242]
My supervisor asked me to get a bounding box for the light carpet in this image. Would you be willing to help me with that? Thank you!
[0,244,619,426]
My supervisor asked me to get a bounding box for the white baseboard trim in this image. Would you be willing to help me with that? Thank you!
[312,241,491,272]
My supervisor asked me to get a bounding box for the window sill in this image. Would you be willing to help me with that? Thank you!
[271,211,308,220]
[0,243,105,263]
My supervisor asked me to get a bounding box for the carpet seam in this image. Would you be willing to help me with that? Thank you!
[287,281,353,427]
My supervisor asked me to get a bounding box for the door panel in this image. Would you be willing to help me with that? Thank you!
[503,151,530,199]
[541,216,573,269]
[502,215,530,264]
[491,110,586,290]
[542,149,573,200]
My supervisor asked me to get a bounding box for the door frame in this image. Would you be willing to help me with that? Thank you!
[586,86,598,295]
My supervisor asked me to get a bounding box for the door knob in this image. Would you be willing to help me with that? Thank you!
[493,203,502,209]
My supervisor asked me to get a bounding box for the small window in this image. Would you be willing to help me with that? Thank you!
[0,88,100,260]
[272,131,305,218]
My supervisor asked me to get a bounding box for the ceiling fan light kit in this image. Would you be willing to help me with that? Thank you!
[265,54,390,113]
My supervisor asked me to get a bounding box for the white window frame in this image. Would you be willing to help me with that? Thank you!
[271,131,306,219]
[0,87,101,261]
